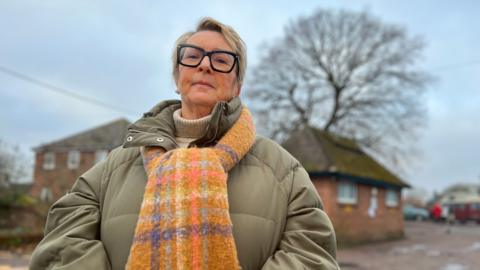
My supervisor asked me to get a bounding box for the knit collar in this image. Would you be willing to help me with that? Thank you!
[172,109,211,139]
[124,97,243,151]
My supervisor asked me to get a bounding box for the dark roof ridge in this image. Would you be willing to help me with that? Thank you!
[321,130,365,155]
[33,118,131,152]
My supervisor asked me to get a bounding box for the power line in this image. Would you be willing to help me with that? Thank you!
[0,65,139,116]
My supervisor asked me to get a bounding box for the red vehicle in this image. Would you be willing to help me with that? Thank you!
[445,201,480,223]
[430,203,442,221]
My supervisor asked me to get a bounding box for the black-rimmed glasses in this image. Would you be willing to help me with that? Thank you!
[177,44,239,74]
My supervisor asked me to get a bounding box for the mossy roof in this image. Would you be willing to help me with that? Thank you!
[282,126,409,188]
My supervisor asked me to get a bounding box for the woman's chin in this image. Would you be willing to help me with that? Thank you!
[184,93,217,109]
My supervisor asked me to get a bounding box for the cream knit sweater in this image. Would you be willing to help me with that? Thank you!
[173,109,211,148]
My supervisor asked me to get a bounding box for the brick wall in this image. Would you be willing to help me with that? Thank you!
[312,177,404,246]
[30,151,99,202]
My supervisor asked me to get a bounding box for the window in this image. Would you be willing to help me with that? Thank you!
[337,181,358,204]
[67,150,81,169]
[95,150,108,163]
[386,189,399,207]
[40,187,53,202]
[368,188,378,218]
[43,152,55,170]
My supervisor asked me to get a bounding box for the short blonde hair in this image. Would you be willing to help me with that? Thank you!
[172,17,247,86]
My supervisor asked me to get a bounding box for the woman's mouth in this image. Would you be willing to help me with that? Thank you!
[193,81,214,88]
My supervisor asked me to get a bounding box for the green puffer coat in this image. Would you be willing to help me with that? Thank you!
[30,97,340,270]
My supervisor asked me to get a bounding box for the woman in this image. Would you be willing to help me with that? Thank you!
[30,18,339,270]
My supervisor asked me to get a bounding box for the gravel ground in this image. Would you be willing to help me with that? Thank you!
[338,221,480,270]
[1,221,479,269]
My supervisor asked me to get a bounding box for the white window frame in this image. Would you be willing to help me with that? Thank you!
[40,186,53,202]
[43,152,55,170]
[95,150,108,164]
[385,189,399,207]
[67,150,81,169]
[337,181,358,204]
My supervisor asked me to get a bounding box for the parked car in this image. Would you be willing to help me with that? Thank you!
[403,205,429,221]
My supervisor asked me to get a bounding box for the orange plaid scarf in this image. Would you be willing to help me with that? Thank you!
[126,108,255,270]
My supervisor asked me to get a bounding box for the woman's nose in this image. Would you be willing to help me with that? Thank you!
[198,55,212,72]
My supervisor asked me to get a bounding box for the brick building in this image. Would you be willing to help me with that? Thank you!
[282,126,410,245]
[30,119,130,203]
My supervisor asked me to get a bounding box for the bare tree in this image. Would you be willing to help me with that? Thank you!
[246,9,432,169]
[403,187,430,207]
[0,139,30,190]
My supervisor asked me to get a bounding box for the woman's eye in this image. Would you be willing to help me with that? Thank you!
[213,55,229,64]
[186,53,200,59]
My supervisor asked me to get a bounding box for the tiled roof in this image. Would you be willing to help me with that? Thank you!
[282,126,409,188]
[34,118,130,152]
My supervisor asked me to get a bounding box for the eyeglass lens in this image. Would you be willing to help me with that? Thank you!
[179,46,235,72]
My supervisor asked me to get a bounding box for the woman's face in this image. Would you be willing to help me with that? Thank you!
[176,31,240,118]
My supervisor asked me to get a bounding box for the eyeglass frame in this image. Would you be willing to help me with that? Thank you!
[177,44,240,74]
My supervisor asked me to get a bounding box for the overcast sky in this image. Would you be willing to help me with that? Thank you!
[1,0,479,194]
